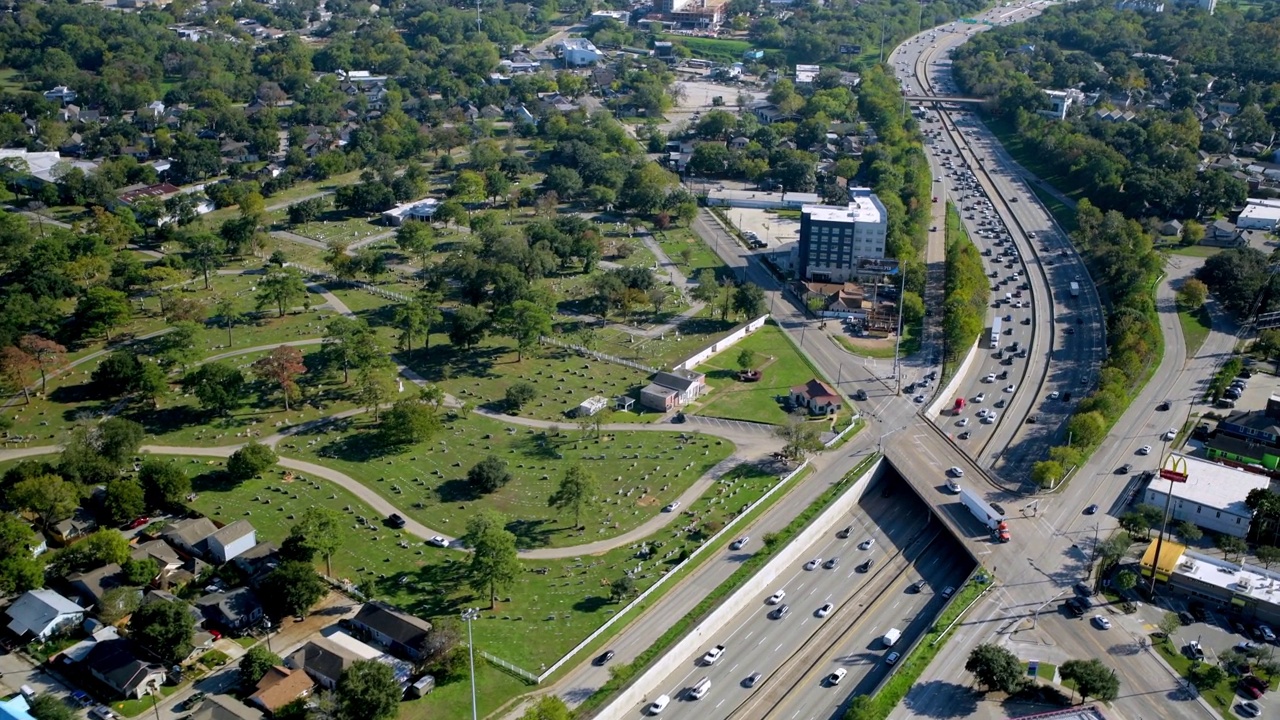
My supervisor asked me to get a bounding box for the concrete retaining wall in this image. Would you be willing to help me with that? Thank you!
[595,457,885,717]
[927,338,980,419]
[674,314,770,371]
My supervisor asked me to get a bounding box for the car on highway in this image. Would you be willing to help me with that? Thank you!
[663,501,680,512]
[1092,615,1111,630]
[981,412,998,424]
[647,694,670,714]
[948,466,964,477]
[767,590,785,604]
[837,525,852,538]
[770,604,790,620]
[1004,384,1016,393]
[743,672,763,689]
[1164,428,1178,441]
[1116,464,1131,475]
[804,558,822,570]
[957,417,970,427]
[974,392,986,403]
[824,557,841,569]
[1157,400,1171,411]
[827,669,848,686]
[593,650,615,665]
[858,559,876,573]
[912,580,928,593]
[730,536,749,550]
[1137,445,1152,455]
[958,431,971,440]
[1084,504,1099,515]
[983,373,996,383]
[817,602,834,618]
[885,651,902,665]
[859,538,876,550]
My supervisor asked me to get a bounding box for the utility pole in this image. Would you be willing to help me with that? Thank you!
[893,268,907,394]
[463,608,480,720]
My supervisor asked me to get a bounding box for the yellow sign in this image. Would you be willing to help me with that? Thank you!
[1160,454,1188,483]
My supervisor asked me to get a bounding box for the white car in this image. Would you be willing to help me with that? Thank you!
[827,668,848,686]
[981,412,998,424]
[1003,384,1016,393]
[1048,391,1060,400]
[804,558,822,571]
[983,373,996,383]
[859,538,876,550]
[427,536,449,548]
[1137,445,1152,456]
[1092,615,1111,630]
[816,602,834,618]
[767,590,786,605]
[974,393,986,403]
[1164,428,1177,441]
[948,466,965,477]
[663,501,681,512]
[731,536,749,550]
[957,417,970,427]
[648,695,670,714]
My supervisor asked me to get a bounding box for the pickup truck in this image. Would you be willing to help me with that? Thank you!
[701,644,727,665]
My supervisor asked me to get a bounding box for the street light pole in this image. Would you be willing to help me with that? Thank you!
[463,608,479,720]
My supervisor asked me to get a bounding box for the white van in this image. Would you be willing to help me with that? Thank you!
[883,627,902,647]
[689,676,711,700]
[648,695,671,714]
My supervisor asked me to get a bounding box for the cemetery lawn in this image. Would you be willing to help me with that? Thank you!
[693,323,833,425]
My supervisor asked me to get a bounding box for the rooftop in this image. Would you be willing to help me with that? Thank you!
[802,188,885,225]
[1144,453,1270,514]
[210,519,255,545]
[1175,548,1280,608]
[558,38,600,52]
[1240,201,1280,226]
[1007,706,1109,720]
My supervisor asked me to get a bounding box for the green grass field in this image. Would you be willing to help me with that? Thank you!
[651,226,727,280]
[693,323,837,425]
[278,412,733,549]
[1178,305,1212,358]
[659,34,754,63]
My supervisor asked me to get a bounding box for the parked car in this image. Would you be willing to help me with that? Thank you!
[663,501,681,513]
[387,514,406,529]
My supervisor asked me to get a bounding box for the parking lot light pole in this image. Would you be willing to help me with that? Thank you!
[463,608,480,720]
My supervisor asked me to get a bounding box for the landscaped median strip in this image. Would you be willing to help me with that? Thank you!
[568,452,879,719]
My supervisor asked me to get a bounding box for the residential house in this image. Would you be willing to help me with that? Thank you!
[0,696,36,720]
[190,695,263,720]
[44,86,77,104]
[50,508,98,545]
[1094,108,1136,123]
[231,541,278,577]
[348,602,433,661]
[83,639,166,699]
[589,68,616,89]
[639,370,707,412]
[67,563,126,609]
[220,140,256,165]
[1038,89,1085,120]
[728,136,750,150]
[1202,219,1246,247]
[1157,219,1183,238]
[287,636,369,689]
[161,517,217,557]
[790,379,843,415]
[117,183,181,207]
[195,587,264,631]
[751,103,793,125]
[537,92,579,114]
[556,38,604,67]
[5,589,85,641]
[795,64,820,84]
[56,625,119,666]
[248,666,316,715]
[207,520,257,563]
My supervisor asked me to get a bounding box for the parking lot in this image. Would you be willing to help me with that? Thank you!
[727,208,800,249]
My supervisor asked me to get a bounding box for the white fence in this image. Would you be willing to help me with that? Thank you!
[824,414,862,448]
[673,314,770,372]
[288,263,412,303]
[480,649,539,684]
[596,455,884,716]
[535,457,813,684]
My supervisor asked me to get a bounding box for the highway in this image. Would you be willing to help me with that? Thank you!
[627,468,975,720]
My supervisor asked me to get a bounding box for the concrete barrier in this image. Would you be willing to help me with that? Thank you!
[596,457,885,716]
[674,314,770,372]
[927,338,980,419]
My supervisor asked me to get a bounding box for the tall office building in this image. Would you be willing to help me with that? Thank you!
[797,188,888,282]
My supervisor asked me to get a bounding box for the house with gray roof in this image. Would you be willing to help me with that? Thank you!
[349,602,433,661]
[67,563,126,609]
[207,520,256,563]
[160,517,218,557]
[5,589,85,641]
[83,639,166,699]
[195,587,264,631]
[287,636,366,689]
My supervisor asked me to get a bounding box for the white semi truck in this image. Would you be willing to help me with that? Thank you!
[960,488,1010,542]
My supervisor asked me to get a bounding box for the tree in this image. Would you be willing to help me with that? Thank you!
[91,351,145,399]
[380,398,442,447]
[1180,219,1205,246]
[691,268,719,303]
[103,479,145,526]
[122,557,159,586]
[9,474,79,529]
[451,170,487,205]
[542,166,583,201]
[506,381,538,411]
[1177,278,1208,310]
[213,296,246,347]
[775,413,823,461]
[239,646,283,694]
[130,598,195,665]
[736,348,756,372]
[468,456,513,494]
[497,300,552,361]
[1066,411,1108,448]
[1158,611,1181,638]
[448,306,489,349]
[549,464,598,529]
[336,660,401,720]
[520,696,571,720]
[1059,658,1120,702]
[287,197,327,226]
[288,507,342,576]
[965,644,1025,693]
[1256,545,1280,570]
[731,282,766,319]
[465,511,520,608]
[160,321,201,369]
[0,514,46,594]
[96,586,141,625]
[323,317,381,384]
[1174,520,1203,544]
[77,286,132,340]
[395,223,435,269]
[484,169,511,205]
[253,345,306,411]
[1113,570,1137,591]
[182,362,247,415]
[1031,460,1064,488]
[608,575,635,603]
[1187,662,1226,691]
[182,233,226,291]
[1216,533,1248,561]
[227,441,278,481]
[28,694,75,720]
[260,560,328,617]
[0,346,36,403]
[256,268,308,317]
[19,335,66,395]
[392,302,430,356]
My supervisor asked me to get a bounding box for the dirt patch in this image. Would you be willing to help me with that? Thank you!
[635,495,660,507]
[842,335,896,351]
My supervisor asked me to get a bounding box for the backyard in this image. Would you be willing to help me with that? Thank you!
[693,322,839,425]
